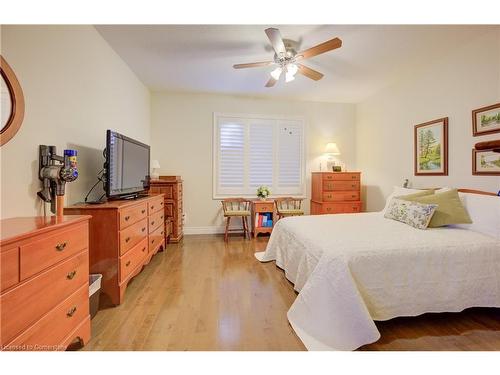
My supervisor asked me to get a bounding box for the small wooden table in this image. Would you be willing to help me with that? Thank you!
[251,199,276,238]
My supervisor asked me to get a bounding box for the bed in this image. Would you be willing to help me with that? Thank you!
[255,189,500,350]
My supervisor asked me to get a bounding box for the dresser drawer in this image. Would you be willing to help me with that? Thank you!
[254,203,274,213]
[321,202,362,214]
[1,250,88,345]
[323,180,360,191]
[148,210,164,233]
[119,218,148,256]
[343,202,362,213]
[20,223,88,281]
[149,225,165,254]
[322,173,360,181]
[119,202,147,230]
[322,191,360,202]
[320,203,345,214]
[148,196,164,215]
[1,248,19,292]
[119,237,148,283]
[4,284,89,350]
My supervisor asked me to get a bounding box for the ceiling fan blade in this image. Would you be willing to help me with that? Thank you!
[233,61,274,69]
[297,64,324,81]
[297,37,342,60]
[265,28,286,56]
[265,76,278,88]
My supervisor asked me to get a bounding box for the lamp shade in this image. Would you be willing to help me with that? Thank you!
[151,160,160,169]
[324,143,340,155]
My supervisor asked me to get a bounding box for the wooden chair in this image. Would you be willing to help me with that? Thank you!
[275,197,305,220]
[221,198,251,242]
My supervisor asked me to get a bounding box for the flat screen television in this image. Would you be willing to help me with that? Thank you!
[105,130,150,199]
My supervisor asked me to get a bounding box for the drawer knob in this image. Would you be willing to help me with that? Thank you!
[151,239,155,244]
[66,270,77,280]
[55,242,67,251]
[151,206,155,210]
[125,237,131,243]
[142,247,146,252]
[161,216,164,220]
[151,221,155,226]
[352,185,356,188]
[67,306,77,317]
[142,227,146,232]
[125,215,130,221]
[161,231,164,235]
[126,260,131,267]
[352,195,356,198]
[141,209,146,214]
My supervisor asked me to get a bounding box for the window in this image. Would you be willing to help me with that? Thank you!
[213,113,305,198]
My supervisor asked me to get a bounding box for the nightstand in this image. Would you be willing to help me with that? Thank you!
[251,199,276,238]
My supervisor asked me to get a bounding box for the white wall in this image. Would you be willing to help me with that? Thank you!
[356,29,500,211]
[151,92,355,233]
[0,26,150,218]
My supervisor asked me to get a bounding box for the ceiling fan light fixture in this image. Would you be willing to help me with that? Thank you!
[285,71,295,83]
[270,67,282,80]
[287,63,298,76]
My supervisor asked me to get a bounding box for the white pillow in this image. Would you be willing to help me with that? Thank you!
[453,192,500,240]
[382,186,430,214]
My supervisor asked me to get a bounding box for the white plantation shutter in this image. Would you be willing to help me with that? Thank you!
[218,119,245,190]
[278,121,303,191]
[249,120,274,188]
[214,114,304,197]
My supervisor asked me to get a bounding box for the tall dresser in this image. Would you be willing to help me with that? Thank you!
[64,195,165,305]
[1,216,91,351]
[310,172,362,214]
[150,176,183,243]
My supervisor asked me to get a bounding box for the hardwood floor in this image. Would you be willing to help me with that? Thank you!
[83,234,500,351]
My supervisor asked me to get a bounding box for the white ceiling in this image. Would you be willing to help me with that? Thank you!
[95,25,497,103]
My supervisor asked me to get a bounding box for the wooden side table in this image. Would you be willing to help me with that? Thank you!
[251,199,276,238]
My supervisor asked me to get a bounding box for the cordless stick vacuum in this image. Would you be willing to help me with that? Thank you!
[37,146,79,217]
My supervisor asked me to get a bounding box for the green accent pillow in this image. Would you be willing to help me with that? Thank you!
[400,189,472,227]
[395,190,435,200]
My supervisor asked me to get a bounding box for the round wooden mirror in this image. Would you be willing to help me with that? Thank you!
[1,56,25,146]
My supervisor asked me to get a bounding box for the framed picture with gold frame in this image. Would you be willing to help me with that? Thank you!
[414,117,448,176]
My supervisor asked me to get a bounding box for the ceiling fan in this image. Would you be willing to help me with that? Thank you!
[233,28,342,87]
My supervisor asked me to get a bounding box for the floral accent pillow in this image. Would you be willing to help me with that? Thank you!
[384,198,438,229]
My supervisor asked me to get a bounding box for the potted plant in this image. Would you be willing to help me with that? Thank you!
[257,186,271,201]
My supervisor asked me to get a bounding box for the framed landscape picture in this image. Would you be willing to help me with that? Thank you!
[472,102,500,136]
[414,117,448,176]
[472,149,500,175]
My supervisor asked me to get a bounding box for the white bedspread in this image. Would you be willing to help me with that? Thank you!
[255,212,500,350]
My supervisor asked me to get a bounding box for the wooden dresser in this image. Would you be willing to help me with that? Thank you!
[150,176,183,243]
[1,215,91,351]
[310,172,362,214]
[64,195,165,305]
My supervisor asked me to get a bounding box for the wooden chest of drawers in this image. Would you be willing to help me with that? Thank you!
[310,172,362,215]
[64,195,165,305]
[150,176,183,243]
[1,215,91,351]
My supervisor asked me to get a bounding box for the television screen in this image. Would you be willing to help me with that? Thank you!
[106,130,150,198]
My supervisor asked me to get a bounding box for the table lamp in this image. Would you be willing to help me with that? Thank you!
[324,143,341,171]
[151,159,160,179]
